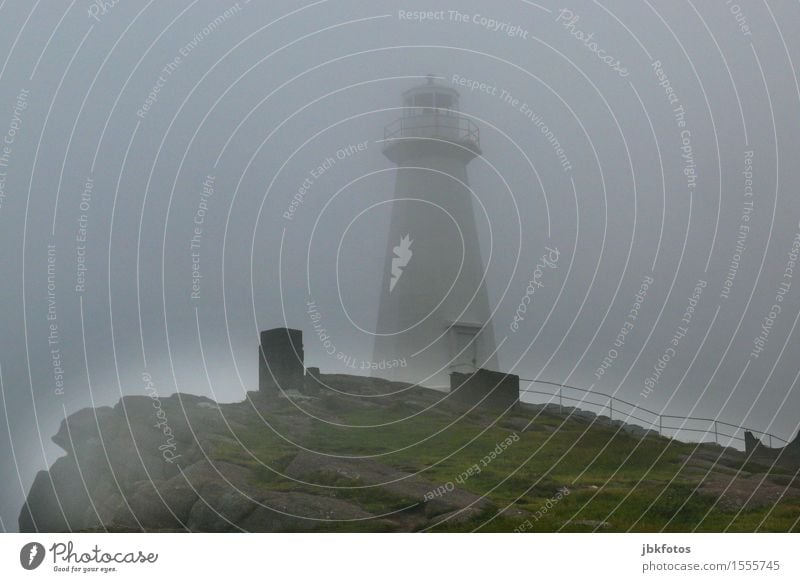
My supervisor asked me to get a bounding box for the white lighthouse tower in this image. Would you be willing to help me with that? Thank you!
[372,76,497,388]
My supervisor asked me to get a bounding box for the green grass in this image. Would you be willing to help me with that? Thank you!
[204,399,800,532]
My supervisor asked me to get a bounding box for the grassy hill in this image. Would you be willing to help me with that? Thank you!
[19,373,800,532]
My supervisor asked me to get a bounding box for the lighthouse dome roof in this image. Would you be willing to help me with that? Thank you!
[402,75,460,98]
[401,75,460,112]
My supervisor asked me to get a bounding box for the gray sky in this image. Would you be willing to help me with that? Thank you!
[2,0,800,530]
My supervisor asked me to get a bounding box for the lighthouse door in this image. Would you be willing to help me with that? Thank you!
[449,325,479,373]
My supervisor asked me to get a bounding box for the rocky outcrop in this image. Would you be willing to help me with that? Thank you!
[20,371,799,532]
[20,394,205,532]
[18,377,503,533]
[745,430,800,469]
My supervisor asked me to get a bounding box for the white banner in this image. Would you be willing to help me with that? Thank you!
[0,534,796,581]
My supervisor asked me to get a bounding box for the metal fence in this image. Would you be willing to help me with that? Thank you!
[383,112,480,148]
[519,379,788,451]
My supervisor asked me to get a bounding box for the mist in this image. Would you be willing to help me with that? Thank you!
[2,0,800,531]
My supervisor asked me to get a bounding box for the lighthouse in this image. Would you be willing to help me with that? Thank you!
[372,76,498,388]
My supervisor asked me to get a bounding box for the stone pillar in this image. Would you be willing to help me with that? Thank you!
[744,431,760,455]
[258,328,304,394]
[449,369,519,409]
[303,367,323,396]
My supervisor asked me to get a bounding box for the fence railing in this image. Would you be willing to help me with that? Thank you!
[519,379,788,451]
[383,112,480,149]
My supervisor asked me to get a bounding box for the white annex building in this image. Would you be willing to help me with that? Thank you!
[372,76,498,388]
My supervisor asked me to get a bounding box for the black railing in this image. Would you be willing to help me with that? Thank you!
[384,111,480,149]
[519,379,788,451]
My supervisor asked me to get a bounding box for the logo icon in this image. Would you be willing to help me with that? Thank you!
[389,234,413,293]
[20,542,45,570]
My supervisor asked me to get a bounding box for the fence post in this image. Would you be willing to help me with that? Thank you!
[658,415,662,435]
[559,389,563,415]
[714,421,718,446]
[769,434,773,448]
[609,397,613,421]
